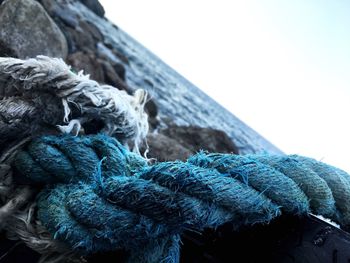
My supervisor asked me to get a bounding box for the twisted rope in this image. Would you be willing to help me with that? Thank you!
[12,134,350,262]
[0,56,148,150]
[0,55,149,262]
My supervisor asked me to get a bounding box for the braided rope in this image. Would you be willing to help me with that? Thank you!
[12,134,350,262]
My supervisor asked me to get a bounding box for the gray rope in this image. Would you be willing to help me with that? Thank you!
[0,56,149,151]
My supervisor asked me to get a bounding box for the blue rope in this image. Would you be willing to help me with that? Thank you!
[13,134,350,262]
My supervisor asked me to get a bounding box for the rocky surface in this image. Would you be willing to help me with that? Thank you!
[162,125,239,155]
[0,40,16,57]
[0,0,68,58]
[38,0,135,95]
[79,0,105,17]
[145,125,238,161]
[146,133,193,161]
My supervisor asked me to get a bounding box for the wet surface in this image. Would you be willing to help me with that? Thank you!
[2,215,349,262]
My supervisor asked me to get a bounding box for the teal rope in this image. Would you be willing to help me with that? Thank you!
[13,134,350,262]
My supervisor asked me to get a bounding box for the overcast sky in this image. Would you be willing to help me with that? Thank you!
[100,0,350,173]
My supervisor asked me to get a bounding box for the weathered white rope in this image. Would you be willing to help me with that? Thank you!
[0,55,149,151]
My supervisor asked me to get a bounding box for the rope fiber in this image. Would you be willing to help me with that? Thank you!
[0,56,149,151]
[12,134,350,263]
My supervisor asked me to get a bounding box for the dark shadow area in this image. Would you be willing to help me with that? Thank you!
[181,215,350,263]
[1,215,350,262]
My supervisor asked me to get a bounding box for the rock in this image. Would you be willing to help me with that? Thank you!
[145,98,160,130]
[40,0,104,54]
[97,42,120,64]
[104,42,130,65]
[97,43,129,82]
[67,51,132,95]
[100,60,130,91]
[0,40,16,57]
[63,22,96,53]
[39,0,80,53]
[40,0,79,29]
[144,125,238,161]
[101,60,121,86]
[113,63,126,81]
[97,43,126,80]
[0,0,68,59]
[66,51,105,82]
[79,0,105,17]
[80,20,104,43]
[162,125,239,154]
[145,99,158,119]
[145,133,193,161]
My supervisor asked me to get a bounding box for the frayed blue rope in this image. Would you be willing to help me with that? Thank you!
[13,134,350,262]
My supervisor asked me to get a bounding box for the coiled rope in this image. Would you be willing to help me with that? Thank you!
[12,134,350,263]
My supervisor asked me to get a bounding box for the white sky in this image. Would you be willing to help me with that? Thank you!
[100,0,350,173]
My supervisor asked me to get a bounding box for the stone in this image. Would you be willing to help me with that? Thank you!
[66,51,132,95]
[66,51,105,83]
[40,0,79,28]
[79,0,105,17]
[40,0,102,53]
[100,60,130,91]
[79,20,104,43]
[0,40,16,57]
[145,99,158,119]
[145,97,160,131]
[145,98,160,130]
[52,8,79,29]
[0,0,68,59]
[162,125,239,154]
[104,42,130,65]
[97,42,120,65]
[113,63,126,81]
[145,133,193,161]
[41,0,104,54]
[63,23,96,53]
[144,125,238,161]
[96,43,127,81]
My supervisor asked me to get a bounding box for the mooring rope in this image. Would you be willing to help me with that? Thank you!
[0,55,150,262]
[1,56,349,262]
[11,134,350,263]
[0,56,149,151]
